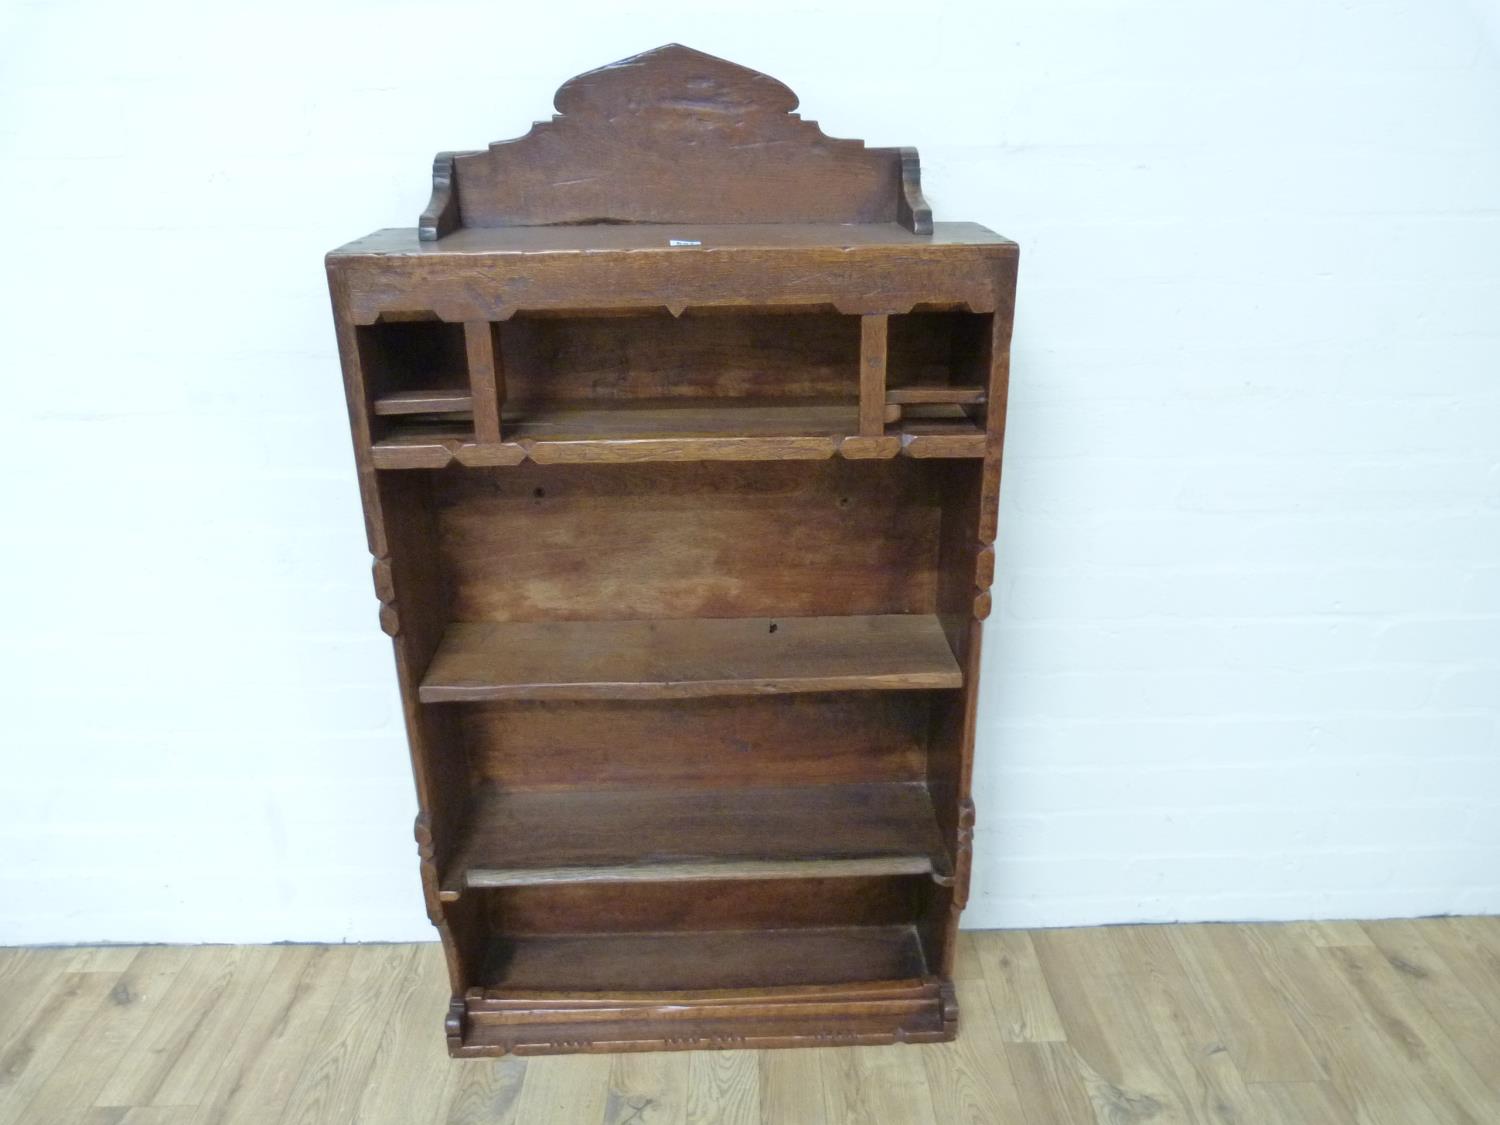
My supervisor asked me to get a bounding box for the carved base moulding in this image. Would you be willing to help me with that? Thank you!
[326,44,1016,1057]
[453,980,955,1058]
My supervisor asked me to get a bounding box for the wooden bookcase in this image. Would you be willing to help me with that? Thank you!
[325,44,1017,1056]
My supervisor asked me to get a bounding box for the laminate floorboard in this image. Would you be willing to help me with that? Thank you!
[3,918,1497,1124]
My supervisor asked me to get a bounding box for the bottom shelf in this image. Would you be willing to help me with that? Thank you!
[481,924,927,995]
[454,924,955,1055]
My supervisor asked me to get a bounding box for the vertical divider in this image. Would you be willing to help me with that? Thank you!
[859,314,890,437]
[464,321,504,444]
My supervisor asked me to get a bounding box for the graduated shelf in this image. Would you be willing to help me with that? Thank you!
[418,614,963,703]
[478,925,930,994]
[440,782,950,897]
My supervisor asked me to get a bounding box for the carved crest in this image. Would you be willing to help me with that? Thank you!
[420,44,931,238]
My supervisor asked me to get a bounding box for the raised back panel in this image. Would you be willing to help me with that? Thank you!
[459,693,931,791]
[500,309,861,404]
[420,44,931,238]
[484,876,929,935]
[430,460,944,623]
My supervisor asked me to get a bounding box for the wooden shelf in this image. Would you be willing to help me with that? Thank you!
[419,614,963,702]
[442,782,949,895]
[373,388,473,415]
[479,925,928,994]
[886,385,986,406]
[370,404,984,467]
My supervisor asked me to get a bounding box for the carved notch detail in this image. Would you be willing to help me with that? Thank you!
[372,556,399,636]
[952,798,976,909]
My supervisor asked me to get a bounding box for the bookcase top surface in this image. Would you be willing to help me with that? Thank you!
[343,42,1017,257]
[328,221,1015,261]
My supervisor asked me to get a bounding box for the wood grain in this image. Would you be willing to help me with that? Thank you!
[1108,925,1262,1123]
[91,947,255,1107]
[459,693,929,792]
[500,311,860,404]
[1249,1080,1361,1124]
[604,1050,689,1125]
[442,782,948,894]
[370,405,989,466]
[1362,919,1500,1098]
[444,1057,527,1125]
[1004,1041,1096,1124]
[976,928,1066,1042]
[419,614,962,702]
[478,926,926,994]
[431,460,950,623]
[351,948,458,1125]
[1239,922,1434,1125]
[859,314,889,437]
[0,950,75,1063]
[463,321,503,443]
[0,970,138,1125]
[428,44,928,234]
[481,875,927,938]
[4,922,1500,1122]
[821,1042,938,1125]
[686,1050,758,1125]
[505,401,858,436]
[213,947,359,1125]
[510,1055,611,1123]
[917,978,1028,1124]
[885,384,986,405]
[335,230,1012,331]
[277,945,422,1125]
[373,388,474,415]
[1322,942,1498,1122]
[1167,923,1326,1083]
[759,1047,825,1125]
[1032,927,1194,1123]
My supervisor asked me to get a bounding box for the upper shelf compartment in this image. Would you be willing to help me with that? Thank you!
[366,306,989,467]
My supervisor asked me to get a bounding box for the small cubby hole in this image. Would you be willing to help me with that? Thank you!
[887,308,992,391]
[357,317,473,439]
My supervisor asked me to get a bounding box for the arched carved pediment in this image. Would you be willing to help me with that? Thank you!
[420,44,931,238]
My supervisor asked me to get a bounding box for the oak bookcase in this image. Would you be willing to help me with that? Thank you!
[325,44,1017,1057]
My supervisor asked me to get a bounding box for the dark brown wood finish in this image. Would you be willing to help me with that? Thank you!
[419,615,962,702]
[326,45,1016,1057]
[420,44,930,237]
[441,782,950,894]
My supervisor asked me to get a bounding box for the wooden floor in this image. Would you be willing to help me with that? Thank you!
[2,918,1499,1124]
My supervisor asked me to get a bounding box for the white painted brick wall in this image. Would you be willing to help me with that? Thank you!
[1,0,1496,943]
